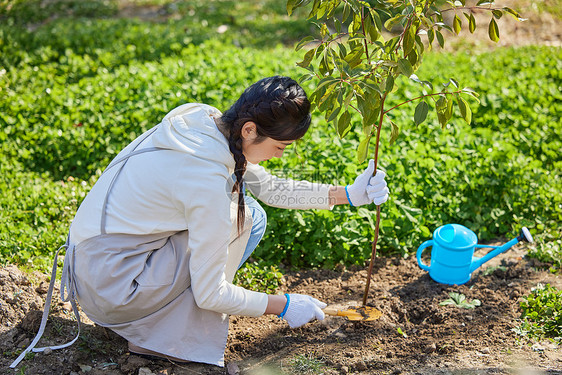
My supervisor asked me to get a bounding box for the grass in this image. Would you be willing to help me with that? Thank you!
[287,352,328,374]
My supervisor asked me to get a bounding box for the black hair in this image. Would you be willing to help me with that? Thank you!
[220,76,311,233]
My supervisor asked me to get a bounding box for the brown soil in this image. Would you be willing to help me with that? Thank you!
[1,243,560,375]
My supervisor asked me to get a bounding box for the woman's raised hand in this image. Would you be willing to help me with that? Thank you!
[345,159,389,207]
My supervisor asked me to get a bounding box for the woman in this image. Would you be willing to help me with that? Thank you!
[13,76,389,367]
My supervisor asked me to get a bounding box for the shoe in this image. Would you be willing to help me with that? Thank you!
[128,342,191,363]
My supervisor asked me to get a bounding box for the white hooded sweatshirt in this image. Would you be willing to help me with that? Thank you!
[67,103,333,365]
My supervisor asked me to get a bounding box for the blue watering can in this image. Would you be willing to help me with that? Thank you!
[416,224,533,285]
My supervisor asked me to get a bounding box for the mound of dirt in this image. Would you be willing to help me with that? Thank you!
[1,244,560,375]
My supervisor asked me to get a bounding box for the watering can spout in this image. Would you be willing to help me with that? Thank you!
[470,227,533,272]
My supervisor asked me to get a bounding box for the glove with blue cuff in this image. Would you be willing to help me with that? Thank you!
[345,159,389,207]
[278,294,326,329]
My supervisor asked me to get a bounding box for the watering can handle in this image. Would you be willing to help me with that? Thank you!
[416,240,433,271]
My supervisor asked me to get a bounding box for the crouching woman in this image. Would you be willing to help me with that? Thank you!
[13,76,389,367]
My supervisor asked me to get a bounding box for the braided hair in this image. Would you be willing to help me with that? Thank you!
[220,76,311,234]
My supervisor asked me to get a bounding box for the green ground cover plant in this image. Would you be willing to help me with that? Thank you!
[0,0,560,274]
[514,283,562,343]
[233,262,284,294]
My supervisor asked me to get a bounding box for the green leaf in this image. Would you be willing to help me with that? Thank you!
[320,23,329,37]
[436,98,449,128]
[364,107,379,129]
[465,13,476,33]
[397,58,414,77]
[488,18,499,42]
[357,93,368,115]
[362,123,373,137]
[298,73,314,84]
[318,87,338,112]
[342,3,351,23]
[389,120,400,145]
[444,97,453,120]
[316,1,327,19]
[357,135,371,163]
[287,0,299,16]
[461,87,477,95]
[436,96,447,113]
[335,19,342,34]
[453,14,462,34]
[461,87,480,103]
[407,47,419,68]
[337,110,351,138]
[319,53,334,75]
[440,292,481,309]
[403,26,416,55]
[348,14,362,35]
[415,34,425,55]
[316,76,338,91]
[385,75,395,93]
[503,7,527,21]
[414,101,429,125]
[287,0,310,16]
[384,36,401,53]
[297,49,315,68]
[343,88,354,108]
[337,43,347,59]
[325,0,338,19]
[295,36,315,51]
[357,93,379,128]
[492,9,503,19]
[384,14,405,31]
[366,17,380,42]
[458,97,472,124]
[436,30,445,48]
[315,42,325,58]
[369,8,383,31]
[344,46,364,68]
[326,103,342,123]
[427,28,435,46]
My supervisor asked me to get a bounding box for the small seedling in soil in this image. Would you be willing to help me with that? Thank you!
[440,292,481,309]
[396,327,408,338]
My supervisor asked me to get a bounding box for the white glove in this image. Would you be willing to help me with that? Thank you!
[280,294,327,329]
[345,159,389,206]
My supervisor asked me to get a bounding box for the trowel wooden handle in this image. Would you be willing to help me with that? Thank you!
[323,307,360,319]
[323,308,342,317]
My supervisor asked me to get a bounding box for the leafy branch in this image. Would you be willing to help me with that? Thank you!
[287,0,522,305]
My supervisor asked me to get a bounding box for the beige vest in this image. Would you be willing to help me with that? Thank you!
[10,126,253,368]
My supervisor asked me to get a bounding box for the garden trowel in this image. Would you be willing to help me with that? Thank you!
[323,306,382,321]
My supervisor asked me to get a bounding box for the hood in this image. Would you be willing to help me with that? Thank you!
[151,103,235,170]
